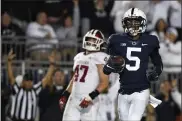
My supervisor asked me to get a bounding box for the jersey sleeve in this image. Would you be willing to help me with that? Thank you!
[33,81,43,95]
[11,82,20,94]
[73,52,83,71]
[73,55,77,71]
[93,52,109,65]
[106,34,120,56]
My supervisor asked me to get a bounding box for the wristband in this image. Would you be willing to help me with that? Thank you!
[62,90,70,98]
[89,90,100,100]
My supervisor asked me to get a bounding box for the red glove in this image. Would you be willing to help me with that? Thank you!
[79,95,93,108]
[59,96,68,110]
[59,91,70,110]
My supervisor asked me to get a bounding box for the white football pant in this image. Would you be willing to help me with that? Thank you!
[63,95,99,121]
[118,89,150,121]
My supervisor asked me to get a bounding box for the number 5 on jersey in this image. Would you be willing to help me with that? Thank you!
[126,47,141,71]
[74,65,89,82]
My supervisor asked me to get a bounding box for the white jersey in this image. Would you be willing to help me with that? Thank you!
[71,52,109,96]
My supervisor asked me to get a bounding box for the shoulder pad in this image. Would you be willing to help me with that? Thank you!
[73,52,84,61]
[92,52,109,65]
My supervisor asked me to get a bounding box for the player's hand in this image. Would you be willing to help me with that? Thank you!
[79,95,93,108]
[59,96,68,110]
[7,49,16,61]
[48,50,56,64]
[147,70,159,82]
[59,91,70,110]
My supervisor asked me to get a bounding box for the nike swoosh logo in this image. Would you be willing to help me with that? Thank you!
[106,65,115,70]
[142,44,148,46]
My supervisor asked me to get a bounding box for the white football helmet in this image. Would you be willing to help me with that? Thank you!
[122,8,147,36]
[82,29,106,51]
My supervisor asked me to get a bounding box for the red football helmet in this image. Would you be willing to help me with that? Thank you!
[82,29,105,51]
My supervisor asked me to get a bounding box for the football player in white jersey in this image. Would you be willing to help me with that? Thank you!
[59,29,110,121]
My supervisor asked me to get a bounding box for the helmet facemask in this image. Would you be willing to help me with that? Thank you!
[82,30,105,51]
[83,37,104,51]
[122,17,146,36]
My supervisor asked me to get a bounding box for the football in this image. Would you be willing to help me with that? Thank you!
[110,56,125,67]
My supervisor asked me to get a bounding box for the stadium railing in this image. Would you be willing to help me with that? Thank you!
[1,36,181,94]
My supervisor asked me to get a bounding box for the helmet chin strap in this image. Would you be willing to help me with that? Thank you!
[128,28,139,36]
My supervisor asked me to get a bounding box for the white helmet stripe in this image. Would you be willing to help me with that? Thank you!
[93,30,98,35]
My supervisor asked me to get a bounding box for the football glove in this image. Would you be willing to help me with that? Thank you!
[79,95,93,108]
[79,90,99,108]
[147,70,159,82]
[103,55,125,75]
[59,90,70,110]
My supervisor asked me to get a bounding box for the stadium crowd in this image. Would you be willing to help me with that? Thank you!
[1,0,181,121]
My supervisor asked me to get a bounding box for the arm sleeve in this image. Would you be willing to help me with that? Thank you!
[149,37,163,76]
[26,23,46,38]
[33,81,43,95]
[168,42,181,54]
[48,25,59,42]
[11,82,20,94]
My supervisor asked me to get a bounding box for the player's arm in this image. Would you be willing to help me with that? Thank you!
[41,51,56,88]
[96,64,109,92]
[79,64,109,108]
[103,35,125,75]
[7,49,16,85]
[148,39,163,82]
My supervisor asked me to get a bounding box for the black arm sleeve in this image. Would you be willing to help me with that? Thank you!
[150,47,163,76]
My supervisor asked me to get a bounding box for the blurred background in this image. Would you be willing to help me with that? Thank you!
[1,0,181,121]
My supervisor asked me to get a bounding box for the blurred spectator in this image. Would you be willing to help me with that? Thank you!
[42,0,73,30]
[1,81,11,121]
[39,69,66,121]
[26,11,59,61]
[146,0,172,32]
[89,0,114,37]
[169,0,182,41]
[1,12,24,36]
[55,0,80,61]
[155,80,180,121]
[7,49,55,121]
[169,0,181,29]
[150,18,168,42]
[55,0,80,40]
[159,27,181,73]
[1,12,25,59]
